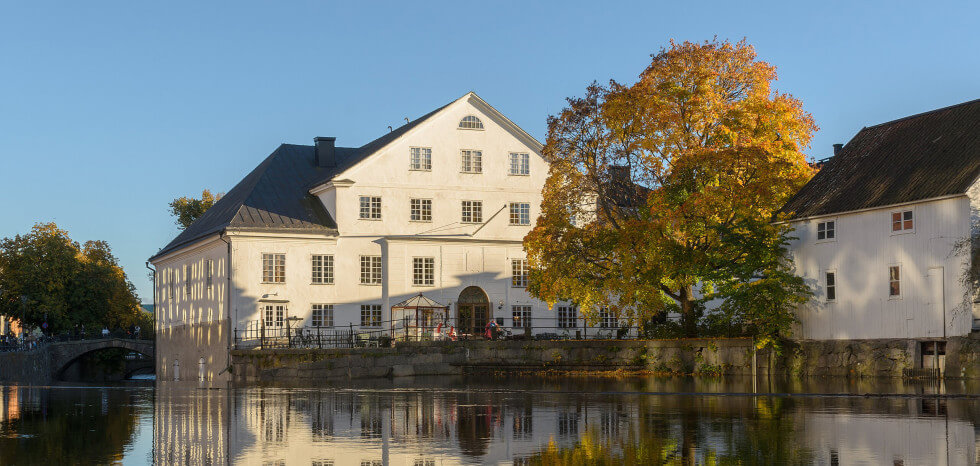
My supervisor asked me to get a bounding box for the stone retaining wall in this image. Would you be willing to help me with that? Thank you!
[0,347,51,385]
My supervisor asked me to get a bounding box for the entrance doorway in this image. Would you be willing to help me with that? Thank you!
[457,286,490,336]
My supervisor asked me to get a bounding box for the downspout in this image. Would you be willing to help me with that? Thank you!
[219,232,233,378]
[145,261,157,383]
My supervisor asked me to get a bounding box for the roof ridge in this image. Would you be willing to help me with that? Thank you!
[865,98,980,129]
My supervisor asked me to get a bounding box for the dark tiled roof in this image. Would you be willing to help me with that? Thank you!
[781,99,980,220]
[151,102,449,260]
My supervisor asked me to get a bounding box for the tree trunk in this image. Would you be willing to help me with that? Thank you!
[680,284,697,337]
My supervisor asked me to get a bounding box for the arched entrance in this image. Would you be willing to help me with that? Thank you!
[457,286,490,336]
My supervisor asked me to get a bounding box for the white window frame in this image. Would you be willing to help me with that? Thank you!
[262,253,286,283]
[458,115,484,130]
[598,308,617,329]
[409,147,432,171]
[557,306,578,328]
[412,257,435,287]
[511,259,529,288]
[508,152,530,176]
[461,200,483,223]
[825,270,836,302]
[512,305,532,328]
[185,264,191,297]
[359,196,382,220]
[888,265,902,299]
[816,220,836,242]
[264,304,286,328]
[460,150,483,174]
[311,304,334,328]
[410,198,432,222]
[509,202,531,226]
[360,255,383,285]
[311,254,334,285]
[890,209,914,234]
[206,259,213,291]
[360,304,382,328]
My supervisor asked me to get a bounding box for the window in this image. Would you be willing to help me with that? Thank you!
[458,115,484,130]
[460,150,483,173]
[264,304,285,328]
[512,259,529,288]
[311,304,334,327]
[826,272,836,301]
[461,200,483,223]
[598,308,617,328]
[360,256,382,285]
[206,259,213,290]
[409,147,432,171]
[512,305,532,328]
[359,196,382,220]
[262,253,286,283]
[509,152,530,175]
[312,255,334,284]
[817,221,835,240]
[889,266,901,297]
[412,257,435,286]
[509,202,531,225]
[168,270,174,300]
[891,210,913,232]
[558,306,578,328]
[360,305,382,327]
[185,264,191,297]
[410,198,432,222]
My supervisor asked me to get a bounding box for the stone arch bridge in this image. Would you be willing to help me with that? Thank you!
[0,338,154,384]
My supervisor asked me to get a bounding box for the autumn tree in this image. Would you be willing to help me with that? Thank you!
[525,39,815,340]
[0,223,142,334]
[169,189,221,230]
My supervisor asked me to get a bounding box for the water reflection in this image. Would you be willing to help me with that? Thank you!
[1,377,979,464]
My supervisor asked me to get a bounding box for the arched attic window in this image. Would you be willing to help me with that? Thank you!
[458,115,484,130]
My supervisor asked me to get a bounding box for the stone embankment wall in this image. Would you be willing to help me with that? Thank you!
[231,334,980,384]
[0,347,51,385]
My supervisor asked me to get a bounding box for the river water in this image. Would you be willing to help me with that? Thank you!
[1,375,979,465]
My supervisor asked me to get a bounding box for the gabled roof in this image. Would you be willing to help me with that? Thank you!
[781,99,980,220]
[150,94,475,261]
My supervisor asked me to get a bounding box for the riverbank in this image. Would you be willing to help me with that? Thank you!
[229,334,980,383]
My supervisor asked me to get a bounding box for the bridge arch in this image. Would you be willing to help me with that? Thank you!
[49,339,155,381]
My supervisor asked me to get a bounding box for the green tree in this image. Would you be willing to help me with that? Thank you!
[0,223,142,334]
[169,189,221,230]
[525,39,814,340]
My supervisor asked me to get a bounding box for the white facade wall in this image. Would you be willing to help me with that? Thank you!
[788,195,974,340]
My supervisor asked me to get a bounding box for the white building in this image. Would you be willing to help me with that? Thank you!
[783,99,980,341]
[149,92,567,381]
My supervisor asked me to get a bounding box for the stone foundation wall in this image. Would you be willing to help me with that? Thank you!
[156,320,231,383]
[781,335,980,378]
[0,347,51,385]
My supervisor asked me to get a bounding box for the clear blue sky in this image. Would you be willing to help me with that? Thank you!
[1,1,977,303]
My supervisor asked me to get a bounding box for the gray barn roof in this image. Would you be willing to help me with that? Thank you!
[150,102,449,261]
[781,98,980,220]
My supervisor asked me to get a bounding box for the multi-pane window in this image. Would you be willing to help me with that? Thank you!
[412,257,435,286]
[557,306,578,328]
[892,210,913,232]
[512,305,532,328]
[508,152,530,175]
[598,308,617,328]
[360,256,382,285]
[458,115,484,129]
[264,304,285,328]
[826,272,836,301]
[509,202,531,225]
[359,196,382,219]
[461,200,483,223]
[311,304,334,327]
[312,255,334,284]
[410,147,432,171]
[889,266,901,297]
[817,221,835,240]
[168,270,174,301]
[461,150,483,173]
[512,259,529,288]
[360,305,382,327]
[262,253,286,283]
[410,199,432,222]
[206,259,213,290]
[185,264,191,297]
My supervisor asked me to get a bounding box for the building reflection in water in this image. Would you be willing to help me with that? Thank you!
[149,378,980,465]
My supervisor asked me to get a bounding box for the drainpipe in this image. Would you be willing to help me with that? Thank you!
[219,232,233,373]
[145,262,156,331]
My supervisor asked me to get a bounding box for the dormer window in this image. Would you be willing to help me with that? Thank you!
[458,115,484,130]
